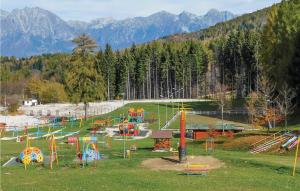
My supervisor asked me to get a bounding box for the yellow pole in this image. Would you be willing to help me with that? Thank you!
[55,136,59,166]
[26,134,29,148]
[50,135,53,170]
[292,137,299,177]
[25,135,29,170]
[205,140,208,152]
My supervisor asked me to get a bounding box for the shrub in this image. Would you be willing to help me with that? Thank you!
[27,79,68,103]
[8,102,19,113]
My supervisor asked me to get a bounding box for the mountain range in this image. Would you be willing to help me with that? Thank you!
[0,7,235,57]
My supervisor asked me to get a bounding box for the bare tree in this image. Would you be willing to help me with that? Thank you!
[276,83,297,129]
[259,76,277,131]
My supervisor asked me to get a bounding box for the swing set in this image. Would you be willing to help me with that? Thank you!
[67,136,101,167]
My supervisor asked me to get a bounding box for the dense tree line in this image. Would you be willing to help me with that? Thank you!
[0,0,299,107]
[0,40,213,102]
[212,30,260,98]
[96,41,211,100]
[261,0,300,98]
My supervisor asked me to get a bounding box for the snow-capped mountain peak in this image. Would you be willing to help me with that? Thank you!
[1,7,235,57]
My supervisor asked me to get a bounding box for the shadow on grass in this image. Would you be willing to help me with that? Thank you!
[219,155,298,175]
[138,147,154,151]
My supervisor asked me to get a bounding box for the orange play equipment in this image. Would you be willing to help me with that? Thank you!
[49,135,58,169]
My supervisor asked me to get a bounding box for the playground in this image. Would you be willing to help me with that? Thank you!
[0,101,300,191]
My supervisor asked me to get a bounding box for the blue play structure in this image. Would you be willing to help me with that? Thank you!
[76,136,101,167]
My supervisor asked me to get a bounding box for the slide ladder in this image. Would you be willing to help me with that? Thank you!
[250,131,292,154]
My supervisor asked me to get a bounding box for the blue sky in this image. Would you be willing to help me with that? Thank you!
[1,0,281,21]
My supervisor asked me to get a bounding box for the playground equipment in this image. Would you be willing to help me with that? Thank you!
[48,116,62,128]
[19,135,44,169]
[79,137,100,167]
[151,130,172,151]
[49,134,58,169]
[282,136,298,150]
[128,108,144,123]
[250,131,294,154]
[0,126,24,141]
[67,136,101,167]
[0,123,6,137]
[23,124,79,140]
[130,143,137,151]
[205,138,215,152]
[184,163,209,176]
[118,121,139,136]
[90,117,117,135]
[97,108,147,138]
[28,116,80,140]
[19,147,44,169]
[93,119,108,127]
[117,108,145,136]
[249,132,300,176]
[1,115,81,141]
[47,115,76,128]
[250,131,299,154]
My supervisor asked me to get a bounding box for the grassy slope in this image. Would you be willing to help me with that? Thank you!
[1,101,300,191]
[169,114,251,130]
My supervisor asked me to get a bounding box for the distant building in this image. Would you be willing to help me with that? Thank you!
[186,124,244,140]
[22,99,38,106]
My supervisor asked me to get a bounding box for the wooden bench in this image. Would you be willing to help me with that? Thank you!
[184,164,209,176]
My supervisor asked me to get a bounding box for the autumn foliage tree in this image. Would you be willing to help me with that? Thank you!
[27,78,68,103]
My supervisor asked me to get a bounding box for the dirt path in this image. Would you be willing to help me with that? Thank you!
[141,155,224,171]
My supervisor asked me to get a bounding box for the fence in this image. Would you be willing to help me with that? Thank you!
[187,110,248,115]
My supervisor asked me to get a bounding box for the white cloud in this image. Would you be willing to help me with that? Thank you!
[1,0,282,21]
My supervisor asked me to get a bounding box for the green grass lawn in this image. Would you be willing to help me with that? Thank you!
[1,101,300,191]
[1,144,299,191]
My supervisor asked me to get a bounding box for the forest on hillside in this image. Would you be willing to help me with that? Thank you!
[0,0,299,108]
